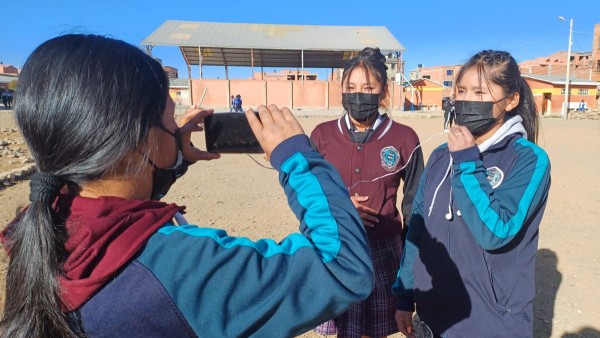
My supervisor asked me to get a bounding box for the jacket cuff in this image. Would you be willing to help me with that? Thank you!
[397,295,415,312]
[450,145,480,163]
[270,134,313,171]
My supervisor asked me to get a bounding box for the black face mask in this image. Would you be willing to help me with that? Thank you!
[453,100,501,136]
[342,92,380,122]
[147,127,189,201]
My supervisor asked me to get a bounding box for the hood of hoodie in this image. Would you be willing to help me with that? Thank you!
[1,194,184,311]
[428,115,526,218]
[477,115,526,152]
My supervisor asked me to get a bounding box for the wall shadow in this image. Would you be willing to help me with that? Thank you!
[533,248,562,338]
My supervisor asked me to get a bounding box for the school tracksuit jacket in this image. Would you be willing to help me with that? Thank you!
[393,116,551,337]
[66,135,374,337]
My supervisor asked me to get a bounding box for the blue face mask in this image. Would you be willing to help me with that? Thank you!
[342,92,380,122]
[146,127,189,200]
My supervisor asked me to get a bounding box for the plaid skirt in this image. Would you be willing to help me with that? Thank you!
[314,234,403,338]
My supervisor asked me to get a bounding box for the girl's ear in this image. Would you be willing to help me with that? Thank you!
[505,91,520,112]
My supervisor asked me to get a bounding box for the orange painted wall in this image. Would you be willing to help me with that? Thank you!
[266,81,291,107]
[526,78,598,114]
[190,79,422,111]
[292,81,327,108]
[329,81,343,108]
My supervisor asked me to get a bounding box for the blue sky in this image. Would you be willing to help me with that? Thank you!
[3,0,598,80]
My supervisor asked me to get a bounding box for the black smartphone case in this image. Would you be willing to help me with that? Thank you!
[204,112,263,153]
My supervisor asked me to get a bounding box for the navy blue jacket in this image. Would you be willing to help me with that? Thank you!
[75,135,374,337]
[393,119,551,337]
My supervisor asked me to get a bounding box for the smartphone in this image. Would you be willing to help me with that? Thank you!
[204,112,263,153]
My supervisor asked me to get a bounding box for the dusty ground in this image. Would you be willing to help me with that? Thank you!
[0,107,599,337]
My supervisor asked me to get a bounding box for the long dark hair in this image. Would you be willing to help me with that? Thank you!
[0,34,168,337]
[454,50,538,143]
[342,47,390,108]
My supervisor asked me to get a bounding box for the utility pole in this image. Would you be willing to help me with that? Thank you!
[559,16,573,120]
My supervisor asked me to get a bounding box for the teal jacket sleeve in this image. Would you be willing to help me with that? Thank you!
[450,139,551,251]
[137,135,374,338]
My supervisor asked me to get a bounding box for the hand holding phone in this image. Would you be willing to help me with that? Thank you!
[245,105,304,161]
[178,105,221,162]
[204,112,263,153]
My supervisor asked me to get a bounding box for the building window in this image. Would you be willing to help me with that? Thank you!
[446,69,453,76]
[423,75,431,79]
[443,81,453,87]
[578,89,588,95]
[560,88,572,95]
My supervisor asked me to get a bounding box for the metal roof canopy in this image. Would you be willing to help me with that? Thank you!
[142,21,405,69]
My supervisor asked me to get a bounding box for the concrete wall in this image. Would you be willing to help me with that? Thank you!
[190,79,405,110]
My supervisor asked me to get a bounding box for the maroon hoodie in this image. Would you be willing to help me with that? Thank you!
[1,194,184,311]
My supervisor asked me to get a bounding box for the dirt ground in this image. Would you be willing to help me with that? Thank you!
[0,107,598,337]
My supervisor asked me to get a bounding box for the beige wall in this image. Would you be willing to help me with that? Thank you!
[191,79,405,110]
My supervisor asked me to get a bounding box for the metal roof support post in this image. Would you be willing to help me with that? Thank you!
[198,47,203,81]
[220,49,229,80]
[251,48,255,80]
[301,49,304,86]
[390,81,395,114]
[398,52,403,111]
[326,81,329,109]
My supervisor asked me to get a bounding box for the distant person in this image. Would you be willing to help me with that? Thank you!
[393,50,551,337]
[1,90,7,109]
[442,95,455,130]
[229,95,235,112]
[0,34,374,337]
[312,47,424,338]
[234,94,243,112]
[578,100,586,112]
[6,92,13,109]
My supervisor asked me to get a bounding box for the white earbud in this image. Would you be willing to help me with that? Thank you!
[445,212,452,220]
[457,210,462,217]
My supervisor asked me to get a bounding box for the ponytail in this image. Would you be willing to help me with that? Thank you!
[1,34,168,338]
[1,174,77,337]
[515,77,538,144]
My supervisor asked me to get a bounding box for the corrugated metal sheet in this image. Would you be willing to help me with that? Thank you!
[142,21,405,68]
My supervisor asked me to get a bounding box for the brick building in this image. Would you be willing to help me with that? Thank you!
[521,23,600,82]
[523,74,599,115]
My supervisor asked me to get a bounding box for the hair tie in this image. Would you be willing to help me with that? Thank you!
[29,172,65,203]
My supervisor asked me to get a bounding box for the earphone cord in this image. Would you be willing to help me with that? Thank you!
[346,130,449,191]
[244,129,451,179]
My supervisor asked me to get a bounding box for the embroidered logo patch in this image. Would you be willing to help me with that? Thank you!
[486,166,504,189]
[380,146,400,172]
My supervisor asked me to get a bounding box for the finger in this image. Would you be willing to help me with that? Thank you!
[179,123,203,135]
[280,106,295,122]
[256,105,275,127]
[360,205,378,215]
[267,104,286,123]
[245,108,263,136]
[179,108,214,127]
[397,322,409,336]
[362,219,375,228]
[188,148,221,161]
[352,195,369,202]
[360,213,379,224]
[457,125,470,135]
